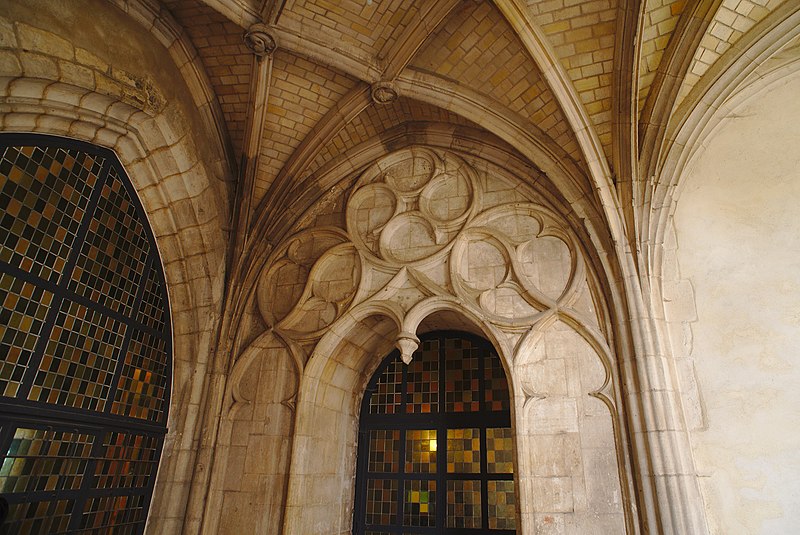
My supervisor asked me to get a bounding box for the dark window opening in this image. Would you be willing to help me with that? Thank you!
[353,331,517,534]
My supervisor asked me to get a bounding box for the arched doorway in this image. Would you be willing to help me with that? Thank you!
[0,134,171,533]
[353,331,516,534]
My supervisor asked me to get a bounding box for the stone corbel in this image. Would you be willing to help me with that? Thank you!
[244,23,277,57]
[395,331,419,364]
[371,81,399,105]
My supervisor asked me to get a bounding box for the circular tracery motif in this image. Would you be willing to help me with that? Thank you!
[346,148,478,266]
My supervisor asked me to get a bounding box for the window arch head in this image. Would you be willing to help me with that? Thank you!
[354,331,517,534]
[0,134,171,534]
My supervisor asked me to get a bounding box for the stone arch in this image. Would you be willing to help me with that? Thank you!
[241,145,635,533]
[0,16,230,522]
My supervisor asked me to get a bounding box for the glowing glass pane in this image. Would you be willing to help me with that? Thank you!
[80,493,146,531]
[68,167,150,317]
[112,328,169,422]
[405,429,437,473]
[403,479,436,527]
[93,432,160,489]
[488,480,516,529]
[447,428,481,473]
[487,427,514,474]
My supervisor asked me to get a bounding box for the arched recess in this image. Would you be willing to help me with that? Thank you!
[224,146,635,533]
[0,4,231,530]
[352,330,518,533]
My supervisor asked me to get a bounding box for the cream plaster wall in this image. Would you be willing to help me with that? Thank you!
[672,71,800,534]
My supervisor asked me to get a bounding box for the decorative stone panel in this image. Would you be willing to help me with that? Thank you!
[225,146,629,533]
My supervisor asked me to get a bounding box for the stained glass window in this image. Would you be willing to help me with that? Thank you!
[0,134,171,535]
[355,332,517,533]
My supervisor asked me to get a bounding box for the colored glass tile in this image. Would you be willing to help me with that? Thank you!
[0,137,171,534]
[80,493,146,531]
[369,359,403,415]
[93,432,159,489]
[406,338,438,414]
[29,299,126,411]
[447,428,481,473]
[447,480,482,528]
[488,480,516,530]
[0,428,94,493]
[445,336,480,412]
[365,478,397,526]
[405,429,437,473]
[368,429,400,473]
[0,145,102,284]
[487,427,514,474]
[112,328,169,422]
[403,479,436,527]
[2,499,73,535]
[68,167,150,317]
[0,273,53,398]
[135,268,167,333]
[485,348,510,411]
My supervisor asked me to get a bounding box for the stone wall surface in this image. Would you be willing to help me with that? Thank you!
[669,70,800,534]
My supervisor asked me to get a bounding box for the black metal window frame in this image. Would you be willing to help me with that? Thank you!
[353,331,517,535]
[0,133,172,534]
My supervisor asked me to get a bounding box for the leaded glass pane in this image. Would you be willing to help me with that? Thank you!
[0,428,94,493]
[487,427,514,474]
[488,480,516,530]
[406,338,438,414]
[485,347,510,411]
[369,359,403,415]
[447,428,481,473]
[112,328,169,422]
[2,499,73,535]
[403,479,436,527]
[368,429,400,473]
[135,269,166,332]
[405,429,437,473]
[80,493,147,531]
[68,167,150,317]
[365,479,397,526]
[93,432,160,489]
[29,299,126,411]
[445,336,480,412]
[0,135,171,534]
[0,145,101,284]
[0,273,53,398]
[447,480,482,528]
